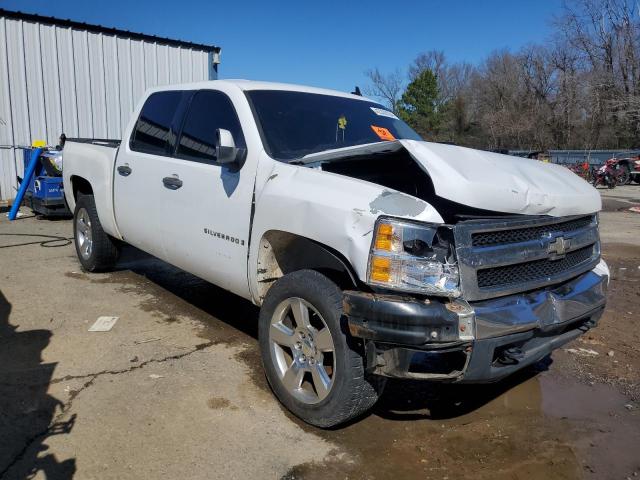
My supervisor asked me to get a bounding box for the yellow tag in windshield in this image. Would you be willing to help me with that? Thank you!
[371,125,395,141]
[337,115,347,130]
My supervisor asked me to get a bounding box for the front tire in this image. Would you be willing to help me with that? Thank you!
[258,270,385,428]
[73,194,120,272]
[617,165,631,185]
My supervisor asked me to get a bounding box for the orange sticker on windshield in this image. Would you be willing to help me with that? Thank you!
[371,125,396,141]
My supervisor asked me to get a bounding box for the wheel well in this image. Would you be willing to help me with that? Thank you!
[71,176,93,200]
[255,230,359,303]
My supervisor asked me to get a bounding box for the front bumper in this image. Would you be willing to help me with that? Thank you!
[343,265,608,382]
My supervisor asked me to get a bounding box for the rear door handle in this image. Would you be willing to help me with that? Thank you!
[162,176,183,190]
[117,165,132,177]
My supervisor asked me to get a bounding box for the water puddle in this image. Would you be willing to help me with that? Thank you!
[286,370,639,479]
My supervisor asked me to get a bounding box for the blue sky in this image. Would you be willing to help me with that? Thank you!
[2,0,563,92]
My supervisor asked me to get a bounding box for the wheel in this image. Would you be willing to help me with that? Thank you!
[73,194,120,272]
[607,176,617,189]
[258,270,385,428]
[617,165,631,185]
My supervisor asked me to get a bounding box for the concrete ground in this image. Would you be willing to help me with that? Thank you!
[1,185,639,480]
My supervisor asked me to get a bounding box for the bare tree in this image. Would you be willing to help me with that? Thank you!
[556,0,640,147]
[409,50,474,105]
[364,0,640,150]
[363,68,405,112]
[409,50,447,80]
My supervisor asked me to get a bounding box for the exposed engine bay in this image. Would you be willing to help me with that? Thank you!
[298,140,602,220]
[319,147,509,223]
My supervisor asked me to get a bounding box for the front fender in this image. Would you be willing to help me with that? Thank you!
[248,159,444,304]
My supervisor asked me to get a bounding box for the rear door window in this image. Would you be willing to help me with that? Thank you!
[130,91,185,155]
[176,90,245,164]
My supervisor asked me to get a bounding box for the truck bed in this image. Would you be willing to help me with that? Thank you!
[62,138,121,239]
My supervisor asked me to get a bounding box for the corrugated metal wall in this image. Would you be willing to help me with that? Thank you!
[0,14,216,201]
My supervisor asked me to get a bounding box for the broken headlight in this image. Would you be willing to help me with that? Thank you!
[367,217,460,297]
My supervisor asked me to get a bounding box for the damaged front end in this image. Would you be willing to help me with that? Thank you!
[343,213,607,383]
[256,138,607,384]
[344,265,607,382]
[343,210,608,382]
[315,139,601,220]
[344,291,474,380]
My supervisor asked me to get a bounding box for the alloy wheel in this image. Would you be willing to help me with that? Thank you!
[76,207,93,260]
[268,297,336,404]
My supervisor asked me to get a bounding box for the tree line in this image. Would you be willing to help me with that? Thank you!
[365,0,640,151]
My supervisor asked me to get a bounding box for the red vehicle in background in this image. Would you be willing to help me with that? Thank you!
[614,156,640,185]
[592,159,623,188]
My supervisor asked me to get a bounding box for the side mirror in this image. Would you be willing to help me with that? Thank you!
[215,129,245,165]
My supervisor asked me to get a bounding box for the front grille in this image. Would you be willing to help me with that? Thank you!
[477,245,594,289]
[471,215,594,247]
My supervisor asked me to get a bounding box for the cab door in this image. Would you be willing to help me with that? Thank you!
[158,89,256,298]
[113,91,190,260]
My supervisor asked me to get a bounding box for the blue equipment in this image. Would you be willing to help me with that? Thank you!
[10,147,71,219]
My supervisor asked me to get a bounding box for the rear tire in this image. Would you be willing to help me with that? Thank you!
[73,194,120,272]
[258,269,385,428]
[617,165,631,185]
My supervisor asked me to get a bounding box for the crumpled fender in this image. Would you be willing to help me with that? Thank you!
[248,158,444,303]
[401,140,601,217]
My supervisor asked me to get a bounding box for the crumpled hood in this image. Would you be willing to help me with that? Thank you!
[401,140,601,217]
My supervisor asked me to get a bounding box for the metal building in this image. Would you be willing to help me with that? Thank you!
[0,9,220,202]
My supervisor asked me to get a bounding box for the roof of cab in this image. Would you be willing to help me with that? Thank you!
[150,79,373,102]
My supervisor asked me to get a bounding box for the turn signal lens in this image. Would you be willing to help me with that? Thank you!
[374,223,394,251]
[370,256,391,282]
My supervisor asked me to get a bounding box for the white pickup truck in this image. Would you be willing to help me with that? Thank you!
[63,80,609,427]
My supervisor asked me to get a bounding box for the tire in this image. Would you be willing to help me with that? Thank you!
[617,165,631,185]
[73,194,120,272]
[258,269,385,428]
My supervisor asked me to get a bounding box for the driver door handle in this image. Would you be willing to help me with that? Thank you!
[117,165,132,176]
[162,176,183,190]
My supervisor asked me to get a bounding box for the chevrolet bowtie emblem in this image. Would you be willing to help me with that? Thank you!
[548,236,571,260]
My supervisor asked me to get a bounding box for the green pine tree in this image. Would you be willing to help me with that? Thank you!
[398,70,441,136]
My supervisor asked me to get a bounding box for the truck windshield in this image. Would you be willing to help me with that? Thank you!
[246,90,422,161]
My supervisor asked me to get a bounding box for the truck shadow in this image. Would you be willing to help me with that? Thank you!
[372,359,550,422]
[115,246,551,425]
[116,246,260,339]
[0,289,76,479]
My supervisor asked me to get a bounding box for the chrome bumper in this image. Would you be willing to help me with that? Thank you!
[472,268,608,339]
[345,266,608,381]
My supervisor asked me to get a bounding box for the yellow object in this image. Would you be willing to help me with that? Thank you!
[337,115,347,130]
[374,223,394,251]
[370,256,391,282]
[32,140,46,147]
